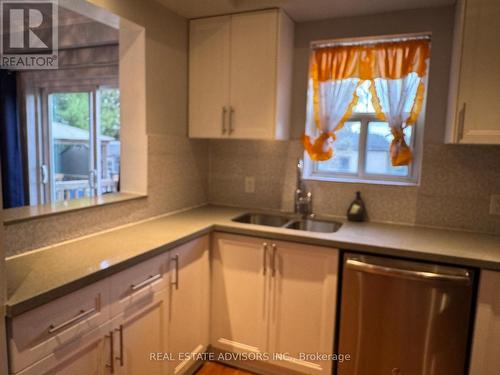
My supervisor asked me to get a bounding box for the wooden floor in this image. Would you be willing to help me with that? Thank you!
[195,362,257,375]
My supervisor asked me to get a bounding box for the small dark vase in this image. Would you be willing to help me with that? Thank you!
[347,191,367,222]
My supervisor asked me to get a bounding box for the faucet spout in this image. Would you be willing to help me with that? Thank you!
[294,158,313,218]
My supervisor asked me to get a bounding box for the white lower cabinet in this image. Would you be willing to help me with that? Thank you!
[168,236,210,374]
[211,233,339,375]
[10,236,209,375]
[469,270,500,374]
[112,290,170,375]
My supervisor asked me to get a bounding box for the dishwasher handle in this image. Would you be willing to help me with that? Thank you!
[345,258,471,284]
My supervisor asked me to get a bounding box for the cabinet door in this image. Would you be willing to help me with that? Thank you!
[268,241,338,375]
[189,16,231,138]
[168,236,210,375]
[211,233,269,355]
[469,270,500,374]
[229,11,278,139]
[115,289,169,375]
[16,322,112,375]
[457,0,500,143]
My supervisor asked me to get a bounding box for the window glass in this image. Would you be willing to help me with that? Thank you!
[50,92,92,202]
[99,88,121,194]
[316,121,360,174]
[365,122,412,176]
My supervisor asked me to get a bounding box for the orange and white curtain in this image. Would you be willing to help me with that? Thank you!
[303,39,430,166]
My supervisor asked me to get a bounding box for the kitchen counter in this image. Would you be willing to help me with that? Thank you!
[6,205,500,317]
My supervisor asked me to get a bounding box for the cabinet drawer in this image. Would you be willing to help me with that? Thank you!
[13,321,112,375]
[9,280,109,374]
[110,253,169,317]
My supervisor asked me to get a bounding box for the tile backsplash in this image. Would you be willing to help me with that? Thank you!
[208,139,500,235]
[4,134,209,257]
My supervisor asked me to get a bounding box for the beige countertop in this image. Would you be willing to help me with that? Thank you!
[6,205,500,317]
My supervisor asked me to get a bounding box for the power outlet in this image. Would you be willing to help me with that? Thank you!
[490,195,500,215]
[244,176,255,194]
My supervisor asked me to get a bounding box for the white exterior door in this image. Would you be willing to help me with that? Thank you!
[189,16,231,138]
[168,236,210,375]
[268,241,338,375]
[211,233,270,355]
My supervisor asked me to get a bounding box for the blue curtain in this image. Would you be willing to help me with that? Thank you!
[0,69,26,208]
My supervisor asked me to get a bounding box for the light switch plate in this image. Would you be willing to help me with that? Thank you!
[490,195,500,215]
[244,176,255,194]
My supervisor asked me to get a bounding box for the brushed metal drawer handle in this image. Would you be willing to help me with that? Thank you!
[130,274,162,291]
[48,307,97,334]
[106,330,115,373]
[115,324,124,367]
[170,254,179,290]
[271,244,277,277]
[262,242,268,275]
[228,106,235,135]
[222,106,228,134]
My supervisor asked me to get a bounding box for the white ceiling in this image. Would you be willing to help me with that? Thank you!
[156,0,455,22]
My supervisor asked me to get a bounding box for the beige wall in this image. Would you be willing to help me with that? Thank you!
[4,0,209,256]
[209,6,500,235]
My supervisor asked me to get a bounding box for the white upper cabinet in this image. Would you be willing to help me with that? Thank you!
[189,9,294,140]
[446,0,500,144]
[189,16,231,138]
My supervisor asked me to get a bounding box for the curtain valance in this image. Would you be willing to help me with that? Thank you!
[304,39,430,165]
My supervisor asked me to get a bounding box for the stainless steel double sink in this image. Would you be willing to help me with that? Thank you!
[232,213,342,233]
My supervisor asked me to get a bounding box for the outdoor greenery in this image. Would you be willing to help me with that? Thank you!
[51,88,120,139]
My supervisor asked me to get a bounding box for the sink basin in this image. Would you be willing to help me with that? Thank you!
[232,212,342,233]
[285,219,342,233]
[232,213,291,227]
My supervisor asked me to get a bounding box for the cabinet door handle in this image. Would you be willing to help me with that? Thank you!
[458,102,466,141]
[48,306,97,334]
[262,242,268,275]
[271,244,277,277]
[222,106,228,135]
[228,106,235,135]
[171,254,179,290]
[130,274,162,291]
[106,331,114,373]
[115,324,124,367]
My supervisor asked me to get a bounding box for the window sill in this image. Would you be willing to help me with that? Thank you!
[3,193,147,225]
[304,174,418,187]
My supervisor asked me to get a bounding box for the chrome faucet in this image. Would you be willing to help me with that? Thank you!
[294,158,313,219]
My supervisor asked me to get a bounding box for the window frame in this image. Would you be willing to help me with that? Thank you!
[37,78,119,204]
[303,37,429,186]
[304,111,421,185]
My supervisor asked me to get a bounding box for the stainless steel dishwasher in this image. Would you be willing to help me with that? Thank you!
[337,253,475,375]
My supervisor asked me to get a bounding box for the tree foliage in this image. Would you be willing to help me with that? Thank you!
[52,89,120,139]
